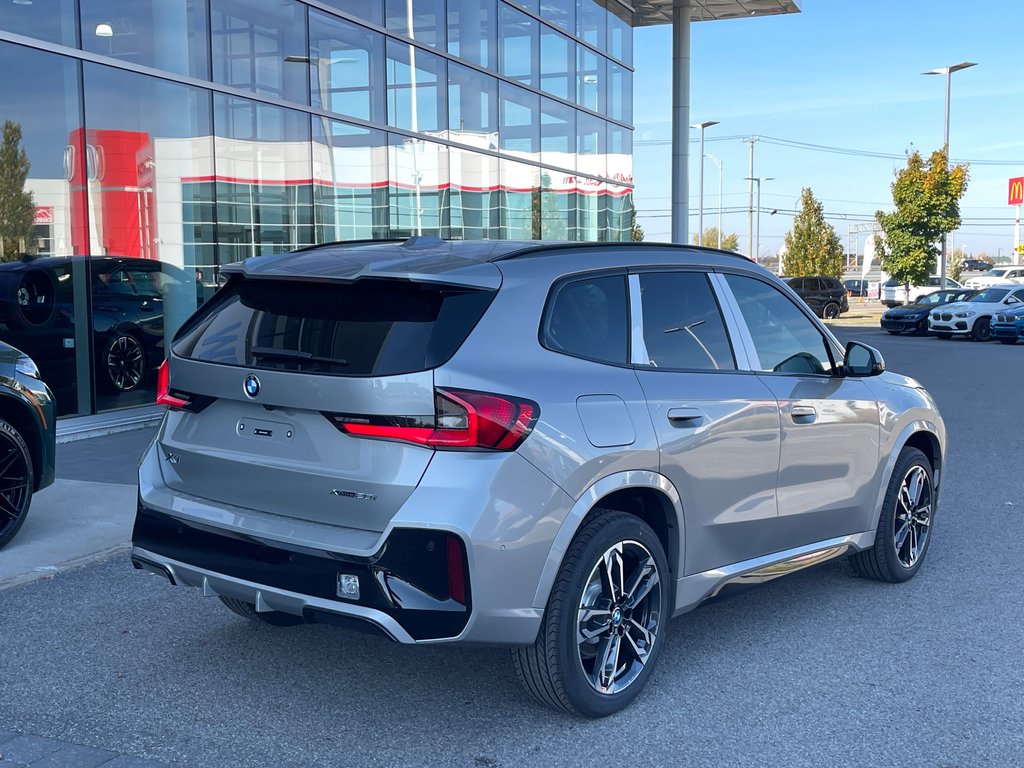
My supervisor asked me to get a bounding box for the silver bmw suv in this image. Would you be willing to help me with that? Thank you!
[132,239,945,717]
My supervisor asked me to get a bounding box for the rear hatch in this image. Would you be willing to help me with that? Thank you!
[159,275,495,533]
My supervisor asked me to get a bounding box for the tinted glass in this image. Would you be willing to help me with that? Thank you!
[210,0,307,103]
[388,135,449,237]
[539,170,571,240]
[607,5,632,64]
[726,274,835,375]
[500,82,540,158]
[577,0,607,49]
[970,288,1009,302]
[309,10,385,124]
[320,0,383,25]
[81,0,209,78]
[576,45,605,112]
[499,4,539,88]
[541,0,575,32]
[541,98,575,170]
[174,279,495,376]
[0,0,76,46]
[637,273,734,371]
[607,62,631,124]
[500,160,538,239]
[386,0,445,47]
[540,26,573,100]
[312,119,389,242]
[447,0,496,69]
[544,275,628,364]
[449,62,498,136]
[386,39,447,132]
[450,147,500,240]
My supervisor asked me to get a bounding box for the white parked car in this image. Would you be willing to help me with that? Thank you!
[881,276,962,307]
[963,265,1024,290]
[928,284,1024,341]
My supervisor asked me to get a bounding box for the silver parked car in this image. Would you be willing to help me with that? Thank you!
[132,239,946,717]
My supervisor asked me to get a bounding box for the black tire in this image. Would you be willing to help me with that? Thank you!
[971,317,992,342]
[934,332,952,340]
[850,446,934,583]
[998,338,1017,345]
[822,302,841,320]
[218,595,305,626]
[103,333,147,393]
[0,418,34,551]
[511,510,670,717]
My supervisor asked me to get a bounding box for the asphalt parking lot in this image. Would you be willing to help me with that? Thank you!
[1,325,1022,768]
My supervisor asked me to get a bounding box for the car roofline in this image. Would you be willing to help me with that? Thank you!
[489,240,754,263]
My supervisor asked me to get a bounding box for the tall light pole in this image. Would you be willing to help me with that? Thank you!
[744,176,773,262]
[923,61,976,286]
[743,136,758,256]
[705,153,723,248]
[692,120,718,245]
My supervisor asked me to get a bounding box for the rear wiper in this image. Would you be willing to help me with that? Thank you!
[250,346,348,366]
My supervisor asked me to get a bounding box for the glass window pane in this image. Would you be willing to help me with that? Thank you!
[0,43,88,416]
[499,160,538,239]
[388,135,449,236]
[577,112,606,178]
[309,10,385,124]
[539,169,572,240]
[576,0,607,49]
[386,39,447,133]
[211,0,307,104]
[544,275,628,364]
[450,148,500,240]
[540,26,573,100]
[0,0,76,46]
[541,98,574,170]
[449,62,498,139]
[575,178,605,241]
[576,45,605,113]
[725,274,836,375]
[213,94,314,264]
[386,0,445,47]
[606,184,633,241]
[541,0,575,32]
[608,5,632,64]
[500,83,540,160]
[447,0,496,69]
[507,0,539,14]
[321,0,383,25]
[637,273,735,370]
[607,62,631,124]
[313,119,389,242]
[81,0,209,79]
[607,123,631,183]
[499,4,538,89]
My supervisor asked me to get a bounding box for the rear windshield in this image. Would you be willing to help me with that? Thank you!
[172,278,495,376]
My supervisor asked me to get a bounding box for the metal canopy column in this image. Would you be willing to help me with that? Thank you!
[670,0,690,244]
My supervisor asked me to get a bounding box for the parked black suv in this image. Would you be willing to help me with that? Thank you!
[961,258,994,273]
[783,276,849,319]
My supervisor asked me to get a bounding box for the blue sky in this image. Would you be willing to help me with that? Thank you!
[632,0,1024,260]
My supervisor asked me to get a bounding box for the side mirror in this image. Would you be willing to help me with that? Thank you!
[843,341,885,377]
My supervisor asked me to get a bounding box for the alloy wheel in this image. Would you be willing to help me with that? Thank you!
[894,465,932,569]
[823,303,840,320]
[576,540,662,695]
[0,430,30,541]
[107,335,145,392]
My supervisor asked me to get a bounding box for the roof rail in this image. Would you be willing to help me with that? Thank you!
[489,240,754,262]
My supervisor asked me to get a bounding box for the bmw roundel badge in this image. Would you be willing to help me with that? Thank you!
[244,374,261,399]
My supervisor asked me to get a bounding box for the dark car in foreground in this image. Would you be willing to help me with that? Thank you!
[132,238,946,717]
[991,305,1024,344]
[844,278,870,297]
[0,342,56,550]
[881,288,976,335]
[783,275,849,318]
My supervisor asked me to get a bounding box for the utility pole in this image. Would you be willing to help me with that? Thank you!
[743,137,758,257]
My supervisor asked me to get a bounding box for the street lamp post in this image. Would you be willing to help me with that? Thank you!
[705,153,723,249]
[744,176,773,261]
[923,61,977,287]
[692,120,718,245]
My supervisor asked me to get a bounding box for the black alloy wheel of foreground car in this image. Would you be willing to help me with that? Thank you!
[822,302,841,320]
[0,419,35,549]
[971,318,992,342]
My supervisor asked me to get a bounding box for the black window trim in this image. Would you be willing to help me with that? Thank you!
[538,267,633,369]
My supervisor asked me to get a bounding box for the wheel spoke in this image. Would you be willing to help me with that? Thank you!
[907,525,918,565]
[0,492,21,520]
[577,607,613,643]
[592,633,623,693]
[895,521,911,551]
[602,546,625,602]
[905,467,924,507]
[0,449,19,478]
[625,618,655,665]
[623,558,660,610]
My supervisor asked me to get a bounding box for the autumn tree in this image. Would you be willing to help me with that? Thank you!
[782,188,844,278]
[0,120,35,262]
[875,148,969,290]
[948,246,967,282]
[692,227,740,251]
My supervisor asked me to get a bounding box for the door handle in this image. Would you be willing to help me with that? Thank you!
[791,405,817,423]
[667,407,704,426]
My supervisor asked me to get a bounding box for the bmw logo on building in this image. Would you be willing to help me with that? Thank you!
[243,374,261,399]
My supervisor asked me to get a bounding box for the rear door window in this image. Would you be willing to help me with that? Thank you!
[542,274,628,365]
[173,278,495,376]
[636,272,735,371]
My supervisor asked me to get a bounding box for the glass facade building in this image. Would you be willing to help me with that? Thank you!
[0,0,633,418]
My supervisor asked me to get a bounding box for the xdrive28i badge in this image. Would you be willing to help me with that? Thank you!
[243,374,261,399]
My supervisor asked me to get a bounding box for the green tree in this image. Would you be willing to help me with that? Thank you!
[782,188,844,278]
[630,208,644,241]
[948,246,967,282]
[875,148,969,290]
[0,120,35,262]
[692,227,740,251]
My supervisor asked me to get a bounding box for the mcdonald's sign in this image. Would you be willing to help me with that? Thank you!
[1009,177,1024,206]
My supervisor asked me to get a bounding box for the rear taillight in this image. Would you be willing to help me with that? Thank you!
[327,388,539,451]
[156,360,188,409]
